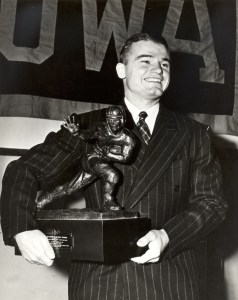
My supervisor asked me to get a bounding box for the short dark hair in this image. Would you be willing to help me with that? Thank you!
[119,33,170,64]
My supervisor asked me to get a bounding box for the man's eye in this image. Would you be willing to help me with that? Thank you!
[141,60,150,64]
[161,62,170,68]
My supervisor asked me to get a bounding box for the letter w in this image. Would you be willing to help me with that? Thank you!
[82,0,146,71]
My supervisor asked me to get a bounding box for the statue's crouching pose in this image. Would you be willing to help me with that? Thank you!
[37,106,136,211]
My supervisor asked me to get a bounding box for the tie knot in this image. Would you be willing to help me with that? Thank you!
[139,111,148,121]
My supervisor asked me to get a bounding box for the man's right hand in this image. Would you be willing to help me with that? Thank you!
[63,113,79,134]
[15,230,55,266]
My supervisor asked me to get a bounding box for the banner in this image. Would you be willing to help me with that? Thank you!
[0,0,237,134]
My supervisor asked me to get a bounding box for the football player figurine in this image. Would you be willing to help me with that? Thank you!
[37,106,136,211]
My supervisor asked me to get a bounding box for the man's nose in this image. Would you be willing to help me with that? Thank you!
[151,63,162,74]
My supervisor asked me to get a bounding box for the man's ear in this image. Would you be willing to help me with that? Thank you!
[116,63,126,79]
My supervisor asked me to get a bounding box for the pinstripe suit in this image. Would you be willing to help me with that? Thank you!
[1,105,227,300]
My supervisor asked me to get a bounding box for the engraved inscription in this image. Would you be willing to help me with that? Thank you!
[46,233,73,249]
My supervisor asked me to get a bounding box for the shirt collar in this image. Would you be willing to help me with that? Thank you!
[124,98,159,134]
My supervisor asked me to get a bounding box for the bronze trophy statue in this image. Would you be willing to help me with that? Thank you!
[37,105,136,211]
[34,106,151,263]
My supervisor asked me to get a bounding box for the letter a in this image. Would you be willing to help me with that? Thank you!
[163,0,224,84]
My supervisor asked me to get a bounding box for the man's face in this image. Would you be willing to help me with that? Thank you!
[117,40,170,105]
[107,116,124,134]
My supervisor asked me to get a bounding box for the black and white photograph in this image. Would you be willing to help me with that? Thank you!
[0,0,236,299]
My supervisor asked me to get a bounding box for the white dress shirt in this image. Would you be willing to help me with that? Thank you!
[124,98,159,134]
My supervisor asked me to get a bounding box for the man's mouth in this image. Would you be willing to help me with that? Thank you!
[144,77,163,83]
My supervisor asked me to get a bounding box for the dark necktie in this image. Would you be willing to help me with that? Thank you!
[137,111,151,144]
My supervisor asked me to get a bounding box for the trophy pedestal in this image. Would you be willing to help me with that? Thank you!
[32,209,151,263]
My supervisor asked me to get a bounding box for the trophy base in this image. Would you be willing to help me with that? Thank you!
[29,209,151,263]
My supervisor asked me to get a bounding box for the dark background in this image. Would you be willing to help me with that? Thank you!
[0,0,236,114]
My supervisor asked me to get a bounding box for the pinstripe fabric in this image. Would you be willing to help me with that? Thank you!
[1,105,227,300]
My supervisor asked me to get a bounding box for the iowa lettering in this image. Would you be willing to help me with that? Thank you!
[0,0,224,83]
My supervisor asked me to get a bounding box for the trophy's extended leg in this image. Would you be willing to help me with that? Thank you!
[37,171,94,209]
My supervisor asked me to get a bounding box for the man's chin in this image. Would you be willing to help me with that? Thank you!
[146,89,164,99]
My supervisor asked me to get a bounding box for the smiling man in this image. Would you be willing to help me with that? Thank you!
[1,33,227,300]
[116,36,170,108]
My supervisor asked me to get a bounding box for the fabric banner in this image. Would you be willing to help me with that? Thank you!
[0,0,237,134]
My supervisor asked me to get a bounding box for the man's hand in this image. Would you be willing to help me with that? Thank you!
[15,230,55,266]
[63,113,79,134]
[131,229,169,264]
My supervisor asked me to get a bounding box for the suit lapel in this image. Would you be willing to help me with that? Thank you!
[124,106,189,210]
[123,108,148,171]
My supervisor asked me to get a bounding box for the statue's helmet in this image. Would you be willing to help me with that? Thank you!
[106,105,126,119]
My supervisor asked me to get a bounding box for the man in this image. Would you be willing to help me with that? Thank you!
[37,105,136,211]
[1,33,227,299]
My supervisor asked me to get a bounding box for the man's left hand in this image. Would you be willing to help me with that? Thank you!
[131,229,169,264]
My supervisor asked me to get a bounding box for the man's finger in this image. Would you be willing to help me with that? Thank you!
[41,237,55,260]
[131,249,159,264]
[32,249,54,266]
[21,247,49,266]
[40,256,54,267]
[137,231,157,247]
[147,257,160,263]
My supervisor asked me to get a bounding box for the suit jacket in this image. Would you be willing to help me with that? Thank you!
[1,105,227,300]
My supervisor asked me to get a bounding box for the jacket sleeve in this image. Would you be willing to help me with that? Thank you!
[163,127,228,258]
[0,126,82,246]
